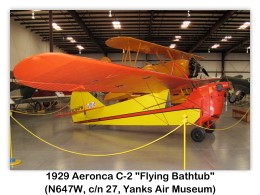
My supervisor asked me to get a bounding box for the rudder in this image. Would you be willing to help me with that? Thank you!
[70,92,105,123]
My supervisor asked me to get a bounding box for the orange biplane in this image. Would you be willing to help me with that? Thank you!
[13,37,230,142]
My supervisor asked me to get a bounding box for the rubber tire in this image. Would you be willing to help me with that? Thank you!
[43,102,50,108]
[228,93,236,103]
[191,127,206,142]
[34,102,42,112]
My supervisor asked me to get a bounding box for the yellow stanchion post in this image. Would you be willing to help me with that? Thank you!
[183,114,188,170]
[10,112,22,167]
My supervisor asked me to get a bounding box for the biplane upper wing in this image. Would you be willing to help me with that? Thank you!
[106,37,204,61]
[14,53,217,93]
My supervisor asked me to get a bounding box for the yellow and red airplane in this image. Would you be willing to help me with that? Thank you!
[13,37,230,142]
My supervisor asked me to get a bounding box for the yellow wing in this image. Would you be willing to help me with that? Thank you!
[105,36,204,61]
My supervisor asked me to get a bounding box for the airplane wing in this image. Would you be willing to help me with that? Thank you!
[14,53,217,93]
[106,37,204,61]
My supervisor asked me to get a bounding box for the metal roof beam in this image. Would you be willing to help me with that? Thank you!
[148,11,154,37]
[223,37,250,57]
[68,10,107,55]
[189,10,236,52]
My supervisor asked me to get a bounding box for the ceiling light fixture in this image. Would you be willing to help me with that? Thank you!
[67,37,76,43]
[221,35,232,42]
[32,11,35,19]
[31,10,40,19]
[109,10,112,17]
[76,45,84,50]
[187,10,190,17]
[173,35,182,41]
[181,21,191,29]
[52,23,62,31]
[112,21,121,29]
[77,45,84,54]
[211,44,220,49]
[238,22,250,29]
[169,44,176,49]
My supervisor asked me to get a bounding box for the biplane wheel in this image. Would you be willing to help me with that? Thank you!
[228,94,236,103]
[191,127,206,142]
[43,101,50,108]
[10,104,15,110]
[203,121,216,133]
[34,102,42,112]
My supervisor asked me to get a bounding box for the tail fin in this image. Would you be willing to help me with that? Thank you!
[70,92,105,123]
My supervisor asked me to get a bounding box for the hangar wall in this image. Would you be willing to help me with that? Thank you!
[200,53,250,78]
[10,18,63,70]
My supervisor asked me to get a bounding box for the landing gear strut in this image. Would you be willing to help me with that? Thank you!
[191,121,216,142]
[34,101,42,112]
[203,121,216,133]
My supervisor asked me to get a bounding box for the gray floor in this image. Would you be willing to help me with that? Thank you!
[10,103,250,170]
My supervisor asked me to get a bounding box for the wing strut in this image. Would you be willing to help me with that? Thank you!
[133,42,142,67]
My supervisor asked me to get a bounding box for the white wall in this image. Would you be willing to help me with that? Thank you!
[225,53,250,78]
[10,18,63,70]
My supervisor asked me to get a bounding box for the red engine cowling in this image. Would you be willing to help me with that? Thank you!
[181,82,230,126]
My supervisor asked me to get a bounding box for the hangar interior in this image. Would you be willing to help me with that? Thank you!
[10,10,250,170]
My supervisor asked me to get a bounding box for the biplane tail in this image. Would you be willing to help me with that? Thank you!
[70,92,105,123]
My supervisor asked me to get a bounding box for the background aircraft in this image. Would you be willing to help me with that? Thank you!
[221,75,250,103]
[10,71,69,111]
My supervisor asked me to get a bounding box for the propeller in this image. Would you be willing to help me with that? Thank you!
[201,67,209,77]
[188,57,209,78]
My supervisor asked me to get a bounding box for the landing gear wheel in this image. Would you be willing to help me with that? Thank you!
[191,127,206,142]
[34,102,42,112]
[228,94,236,103]
[43,102,50,108]
[203,121,216,133]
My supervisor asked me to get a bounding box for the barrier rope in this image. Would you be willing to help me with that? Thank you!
[10,113,183,157]
[188,108,250,131]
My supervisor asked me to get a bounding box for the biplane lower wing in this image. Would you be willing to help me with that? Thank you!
[14,53,217,93]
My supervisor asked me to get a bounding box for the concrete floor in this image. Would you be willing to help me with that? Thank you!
[10,103,250,170]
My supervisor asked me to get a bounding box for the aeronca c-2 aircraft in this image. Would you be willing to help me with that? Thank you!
[13,37,230,142]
